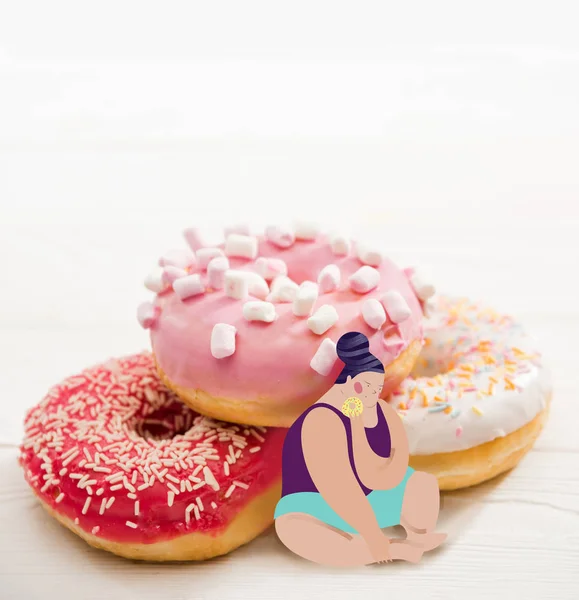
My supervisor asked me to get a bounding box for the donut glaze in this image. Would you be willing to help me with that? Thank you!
[19,353,285,546]
[149,234,424,419]
[392,297,551,455]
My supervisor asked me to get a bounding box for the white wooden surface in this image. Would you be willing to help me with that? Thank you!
[2,3,579,599]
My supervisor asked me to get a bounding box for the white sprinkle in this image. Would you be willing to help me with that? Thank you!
[106,497,115,509]
[59,468,67,477]
[203,466,220,491]
[233,480,249,490]
[192,481,206,490]
[62,449,80,467]
[125,521,138,529]
[249,446,261,453]
[82,497,91,515]
[167,482,180,495]
[99,498,107,515]
[166,473,180,484]
[91,526,100,535]
[110,484,123,491]
[167,491,175,507]
[74,518,80,525]
[55,493,64,503]
[185,503,195,524]
[134,501,140,516]
[196,497,204,511]
[193,506,201,521]
[96,488,104,496]
[224,484,236,499]
[224,461,230,476]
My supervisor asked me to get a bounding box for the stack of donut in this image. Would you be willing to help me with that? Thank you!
[20,221,551,561]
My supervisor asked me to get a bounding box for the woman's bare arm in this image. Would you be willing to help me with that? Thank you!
[301,408,385,543]
[350,401,410,490]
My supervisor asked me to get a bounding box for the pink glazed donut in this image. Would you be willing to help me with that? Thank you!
[137,223,433,427]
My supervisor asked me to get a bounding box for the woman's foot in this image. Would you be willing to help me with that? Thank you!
[405,531,447,552]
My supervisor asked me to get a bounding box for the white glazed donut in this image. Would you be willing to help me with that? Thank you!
[393,296,552,490]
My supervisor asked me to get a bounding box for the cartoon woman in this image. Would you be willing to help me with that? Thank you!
[274,332,446,566]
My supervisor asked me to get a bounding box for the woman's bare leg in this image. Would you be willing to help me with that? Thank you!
[400,471,446,550]
[275,513,424,566]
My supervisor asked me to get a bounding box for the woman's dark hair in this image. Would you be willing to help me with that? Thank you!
[334,332,384,384]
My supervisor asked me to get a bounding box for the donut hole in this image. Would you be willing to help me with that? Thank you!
[133,404,197,441]
[410,342,468,378]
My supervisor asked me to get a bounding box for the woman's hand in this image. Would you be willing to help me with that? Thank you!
[363,530,392,564]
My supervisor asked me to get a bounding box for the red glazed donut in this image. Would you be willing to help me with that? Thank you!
[19,353,285,561]
[139,225,432,427]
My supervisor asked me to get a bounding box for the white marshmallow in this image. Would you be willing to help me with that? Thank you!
[349,266,380,294]
[293,220,320,241]
[173,274,205,300]
[292,281,319,317]
[224,270,249,300]
[162,266,187,285]
[268,275,299,302]
[211,323,237,359]
[137,302,158,329]
[381,291,411,323]
[224,224,251,237]
[317,264,341,293]
[144,267,166,293]
[310,338,338,376]
[362,298,387,329]
[244,272,270,299]
[410,270,436,301]
[329,233,351,256]
[308,304,339,335]
[422,298,436,318]
[183,227,205,251]
[265,224,295,248]
[356,244,383,267]
[159,248,196,270]
[255,257,288,280]
[224,234,259,260]
[243,300,277,323]
[197,247,225,270]
[207,256,229,289]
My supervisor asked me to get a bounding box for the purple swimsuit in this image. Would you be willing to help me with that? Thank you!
[280,402,392,497]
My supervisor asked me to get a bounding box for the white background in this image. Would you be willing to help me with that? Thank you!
[1,2,579,599]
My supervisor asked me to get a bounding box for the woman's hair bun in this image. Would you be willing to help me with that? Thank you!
[336,332,370,364]
[334,332,385,383]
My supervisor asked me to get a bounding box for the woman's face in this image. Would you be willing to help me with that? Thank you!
[347,371,384,407]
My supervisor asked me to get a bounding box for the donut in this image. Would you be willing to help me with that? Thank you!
[390,297,552,490]
[19,353,286,561]
[341,396,364,417]
[139,224,430,427]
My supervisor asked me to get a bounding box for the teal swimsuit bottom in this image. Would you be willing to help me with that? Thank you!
[274,467,414,534]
